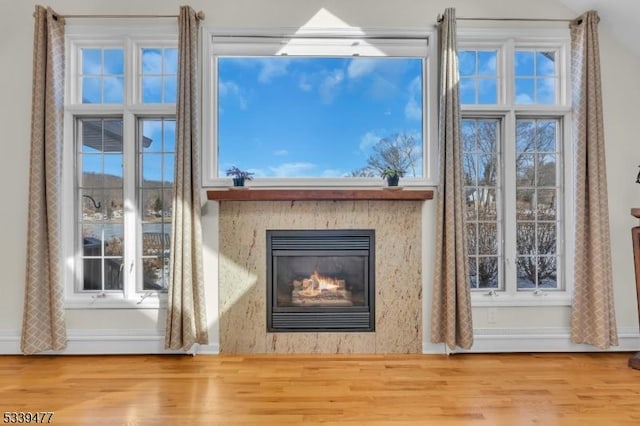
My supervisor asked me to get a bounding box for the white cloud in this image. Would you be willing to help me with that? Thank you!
[298,75,313,92]
[219,80,247,109]
[347,58,378,79]
[515,93,534,105]
[404,76,422,120]
[258,58,291,83]
[273,149,288,156]
[359,131,381,152]
[319,69,345,104]
[269,162,317,177]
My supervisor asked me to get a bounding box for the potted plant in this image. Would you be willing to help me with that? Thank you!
[381,167,404,187]
[225,166,254,187]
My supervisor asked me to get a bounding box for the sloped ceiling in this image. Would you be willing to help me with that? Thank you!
[558,0,640,56]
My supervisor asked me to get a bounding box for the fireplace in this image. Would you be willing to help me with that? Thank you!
[266,229,375,332]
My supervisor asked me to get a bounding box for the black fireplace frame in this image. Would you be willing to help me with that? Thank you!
[266,229,375,332]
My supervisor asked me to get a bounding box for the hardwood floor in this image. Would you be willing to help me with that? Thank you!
[1,353,640,425]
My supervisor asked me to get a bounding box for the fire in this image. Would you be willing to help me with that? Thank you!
[292,271,346,298]
[311,271,341,291]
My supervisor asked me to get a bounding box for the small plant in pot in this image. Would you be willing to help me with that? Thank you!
[381,167,405,187]
[225,166,254,187]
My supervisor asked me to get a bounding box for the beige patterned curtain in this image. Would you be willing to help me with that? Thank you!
[165,6,208,351]
[21,5,67,354]
[430,8,473,350]
[570,10,618,349]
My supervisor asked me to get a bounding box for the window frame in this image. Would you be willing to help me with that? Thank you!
[202,28,438,187]
[458,28,574,307]
[63,22,178,309]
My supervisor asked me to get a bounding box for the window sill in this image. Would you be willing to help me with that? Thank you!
[206,188,434,201]
[471,293,572,307]
[65,295,166,310]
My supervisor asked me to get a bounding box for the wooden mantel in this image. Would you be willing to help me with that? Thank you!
[206,188,434,202]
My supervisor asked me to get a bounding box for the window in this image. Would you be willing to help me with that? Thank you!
[458,30,572,305]
[64,25,177,307]
[205,34,435,185]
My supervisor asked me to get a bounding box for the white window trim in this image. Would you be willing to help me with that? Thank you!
[201,27,438,188]
[63,22,177,309]
[458,27,574,307]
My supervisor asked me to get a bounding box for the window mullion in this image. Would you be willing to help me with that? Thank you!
[123,110,137,300]
[503,111,518,296]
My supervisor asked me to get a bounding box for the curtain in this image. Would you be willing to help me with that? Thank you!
[21,5,67,354]
[570,10,617,349]
[165,6,208,351]
[430,8,474,350]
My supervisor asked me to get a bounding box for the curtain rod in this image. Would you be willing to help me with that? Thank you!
[36,11,206,20]
[437,15,574,23]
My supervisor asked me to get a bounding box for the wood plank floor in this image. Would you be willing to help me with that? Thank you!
[1,353,640,425]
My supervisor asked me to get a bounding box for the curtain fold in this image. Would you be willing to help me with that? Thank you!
[21,5,67,355]
[570,10,617,349]
[165,6,208,351]
[430,8,473,350]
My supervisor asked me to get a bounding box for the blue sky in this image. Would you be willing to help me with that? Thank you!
[217,57,424,178]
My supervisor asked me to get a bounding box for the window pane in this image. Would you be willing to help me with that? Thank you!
[537,223,557,255]
[516,154,535,187]
[164,77,177,103]
[517,257,536,289]
[217,57,423,178]
[515,118,561,292]
[538,257,557,288]
[140,48,178,104]
[103,76,124,103]
[537,189,556,220]
[478,79,497,104]
[142,76,163,103]
[478,154,497,186]
[82,77,101,103]
[515,50,558,105]
[142,48,163,74]
[458,50,498,105]
[80,48,124,104]
[460,78,476,104]
[466,223,477,254]
[478,257,499,288]
[537,78,556,104]
[515,78,534,104]
[479,223,498,255]
[138,118,175,293]
[164,48,178,74]
[462,118,501,291]
[104,49,124,74]
[458,51,476,76]
[516,189,535,220]
[515,51,534,75]
[477,51,497,75]
[82,49,102,74]
[537,154,556,186]
[536,52,555,76]
[516,223,536,255]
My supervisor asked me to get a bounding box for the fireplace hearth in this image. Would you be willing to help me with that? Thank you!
[266,229,375,332]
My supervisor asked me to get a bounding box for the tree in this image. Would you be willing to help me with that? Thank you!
[154,197,163,213]
[352,132,421,177]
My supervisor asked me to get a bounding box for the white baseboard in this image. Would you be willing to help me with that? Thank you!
[423,326,640,354]
[4,327,637,355]
[0,329,220,355]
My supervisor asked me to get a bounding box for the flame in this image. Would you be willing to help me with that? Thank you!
[311,271,340,291]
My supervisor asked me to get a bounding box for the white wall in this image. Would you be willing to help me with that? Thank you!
[1,0,638,354]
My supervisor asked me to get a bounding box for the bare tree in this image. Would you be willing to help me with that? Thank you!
[352,132,421,177]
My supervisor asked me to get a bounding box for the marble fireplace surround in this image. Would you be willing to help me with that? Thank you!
[218,198,425,354]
